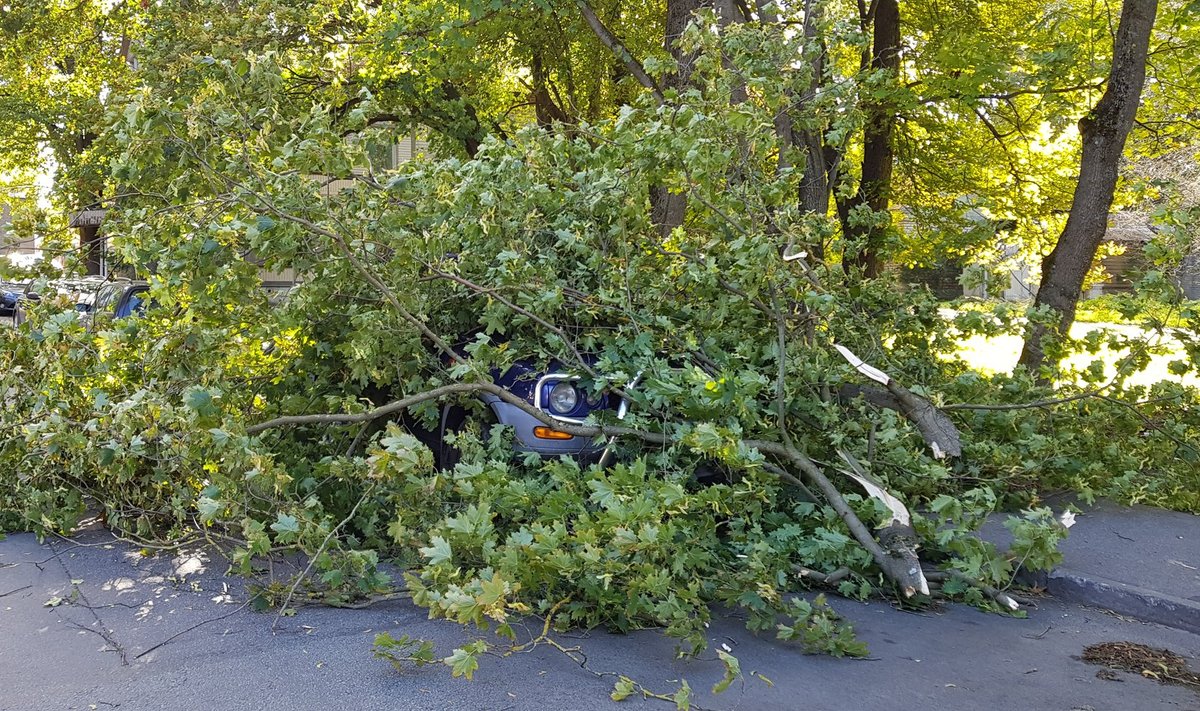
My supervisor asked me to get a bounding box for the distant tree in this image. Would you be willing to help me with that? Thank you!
[1019,0,1160,373]
[0,1,139,274]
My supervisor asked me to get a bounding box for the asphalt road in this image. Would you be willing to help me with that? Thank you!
[2,522,1199,711]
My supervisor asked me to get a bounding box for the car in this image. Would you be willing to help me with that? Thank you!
[450,360,619,462]
[0,284,20,319]
[65,279,152,326]
[96,280,151,320]
[4,281,40,326]
[11,278,151,327]
[413,350,635,468]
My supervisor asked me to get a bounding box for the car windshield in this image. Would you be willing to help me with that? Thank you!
[93,284,125,312]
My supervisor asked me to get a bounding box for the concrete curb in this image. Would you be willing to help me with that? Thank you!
[1024,567,1200,635]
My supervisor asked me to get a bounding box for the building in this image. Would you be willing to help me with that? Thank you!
[0,203,42,268]
[905,211,1198,302]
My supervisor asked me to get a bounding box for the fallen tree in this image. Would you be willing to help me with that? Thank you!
[4,4,1199,701]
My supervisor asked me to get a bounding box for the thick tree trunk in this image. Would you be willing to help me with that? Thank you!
[79,222,103,276]
[74,131,104,276]
[839,0,900,279]
[650,0,704,237]
[664,0,704,88]
[758,0,830,260]
[1018,0,1159,373]
[797,0,833,261]
[530,52,573,128]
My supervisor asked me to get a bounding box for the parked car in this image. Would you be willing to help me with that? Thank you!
[444,358,621,463]
[1,281,41,321]
[396,346,633,468]
[12,278,151,327]
[0,283,21,319]
[93,280,151,320]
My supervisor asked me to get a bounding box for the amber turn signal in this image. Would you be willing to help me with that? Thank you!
[533,426,574,440]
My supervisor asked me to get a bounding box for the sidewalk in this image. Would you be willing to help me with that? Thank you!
[985,496,1200,635]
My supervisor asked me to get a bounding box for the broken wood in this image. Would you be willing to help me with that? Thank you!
[923,570,1026,611]
[835,449,929,598]
[834,344,962,459]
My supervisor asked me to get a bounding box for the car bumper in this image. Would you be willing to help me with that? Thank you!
[482,395,606,458]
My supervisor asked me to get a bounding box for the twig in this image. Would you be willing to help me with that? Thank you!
[506,600,717,710]
[924,570,1030,610]
[772,292,796,452]
[1022,625,1052,640]
[65,619,129,665]
[346,420,373,458]
[135,599,252,660]
[942,389,1103,411]
[793,566,851,586]
[0,585,32,598]
[762,462,817,501]
[272,487,374,630]
[322,591,411,609]
[248,383,499,434]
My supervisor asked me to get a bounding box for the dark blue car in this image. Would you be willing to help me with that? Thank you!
[0,287,17,317]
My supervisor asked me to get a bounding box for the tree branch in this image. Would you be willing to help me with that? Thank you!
[574,0,665,103]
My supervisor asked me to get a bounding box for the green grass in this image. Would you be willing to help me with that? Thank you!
[1073,295,1196,328]
[956,295,1197,328]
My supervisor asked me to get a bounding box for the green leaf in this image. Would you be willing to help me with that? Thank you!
[270,513,300,536]
[712,650,741,694]
[673,679,692,710]
[443,642,485,680]
[182,387,219,418]
[197,497,221,523]
[476,574,507,606]
[611,676,636,701]
[420,536,452,565]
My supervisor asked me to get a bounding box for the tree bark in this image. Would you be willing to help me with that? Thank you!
[79,222,103,276]
[650,0,704,237]
[758,0,831,260]
[74,131,104,276]
[796,0,831,221]
[530,52,573,128]
[575,0,664,103]
[1018,0,1159,373]
[838,0,900,279]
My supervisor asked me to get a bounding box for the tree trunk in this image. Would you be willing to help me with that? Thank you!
[73,131,104,276]
[79,222,103,276]
[1018,0,1159,373]
[796,0,833,261]
[530,52,573,128]
[839,0,900,279]
[664,0,704,88]
[650,0,704,237]
[758,0,830,260]
[796,0,829,219]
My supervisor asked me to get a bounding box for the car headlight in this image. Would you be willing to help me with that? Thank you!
[548,381,580,414]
